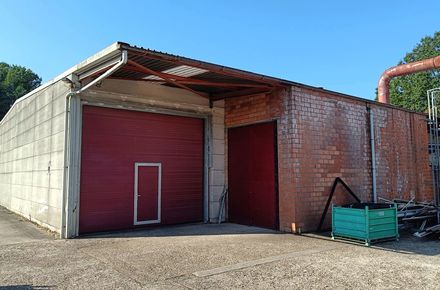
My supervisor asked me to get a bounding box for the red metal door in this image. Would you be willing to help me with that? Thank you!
[79,106,204,234]
[228,122,278,229]
[136,164,160,223]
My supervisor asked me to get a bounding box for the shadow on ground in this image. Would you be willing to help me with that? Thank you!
[80,223,440,256]
[79,222,281,239]
[0,286,54,290]
[304,230,440,256]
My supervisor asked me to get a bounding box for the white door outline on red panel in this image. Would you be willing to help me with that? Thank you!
[134,162,162,225]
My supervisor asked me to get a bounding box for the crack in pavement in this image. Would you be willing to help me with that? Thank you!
[192,245,342,277]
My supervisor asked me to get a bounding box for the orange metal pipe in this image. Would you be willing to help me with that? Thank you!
[378,55,440,103]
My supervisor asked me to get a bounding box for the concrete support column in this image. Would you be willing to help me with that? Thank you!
[63,95,82,238]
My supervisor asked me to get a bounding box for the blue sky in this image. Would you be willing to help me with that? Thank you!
[0,0,439,100]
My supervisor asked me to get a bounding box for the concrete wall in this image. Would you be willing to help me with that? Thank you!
[83,79,226,222]
[0,81,69,232]
[225,85,432,232]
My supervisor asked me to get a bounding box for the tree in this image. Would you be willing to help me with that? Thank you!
[0,62,41,120]
[386,31,440,112]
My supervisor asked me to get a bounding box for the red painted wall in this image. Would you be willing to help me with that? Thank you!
[225,87,433,232]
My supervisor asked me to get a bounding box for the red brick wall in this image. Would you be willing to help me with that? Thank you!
[372,106,432,202]
[225,86,433,233]
[224,91,281,126]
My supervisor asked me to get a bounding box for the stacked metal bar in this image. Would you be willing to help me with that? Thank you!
[379,198,439,237]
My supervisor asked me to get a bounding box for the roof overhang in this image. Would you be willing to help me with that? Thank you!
[79,42,292,103]
[0,43,124,124]
[10,41,414,121]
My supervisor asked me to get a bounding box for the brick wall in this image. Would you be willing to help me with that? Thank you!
[225,91,281,126]
[225,85,433,233]
[372,105,432,202]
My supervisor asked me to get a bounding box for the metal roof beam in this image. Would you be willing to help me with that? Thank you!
[173,79,271,88]
[210,87,273,101]
[126,60,209,99]
[125,48,285,87]
[115,66,272,89]
[121,65,190,81]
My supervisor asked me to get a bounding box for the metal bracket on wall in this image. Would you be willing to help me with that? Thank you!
[63,74,81,90]
[217,186,228,224]
[316,177,361,232]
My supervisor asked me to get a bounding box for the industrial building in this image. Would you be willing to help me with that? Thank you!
[0,42,433,238]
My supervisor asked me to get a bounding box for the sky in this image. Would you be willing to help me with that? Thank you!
[0,0,439,100]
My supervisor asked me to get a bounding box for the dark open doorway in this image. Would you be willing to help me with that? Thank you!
[227,121,279,229]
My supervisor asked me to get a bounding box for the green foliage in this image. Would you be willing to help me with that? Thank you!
[0,62,41,120]
[388,31,440,112]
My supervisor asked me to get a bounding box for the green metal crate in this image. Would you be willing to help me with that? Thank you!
[331,203,399,246]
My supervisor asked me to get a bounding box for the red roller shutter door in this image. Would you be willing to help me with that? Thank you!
[79,105,204,234]
[228,121,278,229]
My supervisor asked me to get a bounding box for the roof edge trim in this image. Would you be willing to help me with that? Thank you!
[0,42,122,124]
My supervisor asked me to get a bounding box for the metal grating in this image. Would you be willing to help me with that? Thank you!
[427,88,440,223]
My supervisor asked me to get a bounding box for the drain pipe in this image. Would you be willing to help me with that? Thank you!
[61,50,128,238]
[368,107,377,202]
[74,50,128,94]
[378,55,440,104]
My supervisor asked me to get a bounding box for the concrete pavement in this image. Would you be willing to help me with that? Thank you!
[0,207,54,246]
[1,206,440,289]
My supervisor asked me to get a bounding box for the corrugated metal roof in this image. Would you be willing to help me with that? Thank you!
[2,41,426,125]
[162,65,209,77]
[102,43,289,98]
[120,43,292,84]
